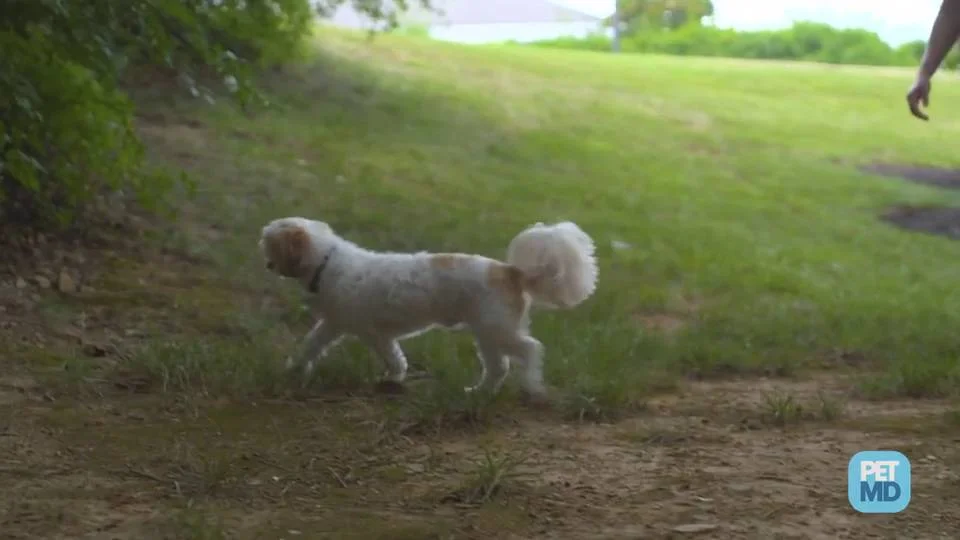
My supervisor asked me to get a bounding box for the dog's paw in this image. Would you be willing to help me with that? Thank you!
[374,380,406,395]
[519,387,553,408]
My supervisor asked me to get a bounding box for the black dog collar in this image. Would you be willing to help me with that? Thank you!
[307,248,336,294]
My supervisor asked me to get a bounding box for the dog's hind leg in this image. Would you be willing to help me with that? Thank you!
[368,338,409,383]
[465,334,510,395]
[503,334,547,399]
[287,320,343,376]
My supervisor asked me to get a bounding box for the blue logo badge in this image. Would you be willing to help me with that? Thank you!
[848,450,911,513]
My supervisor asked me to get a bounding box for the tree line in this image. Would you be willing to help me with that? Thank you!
[531,1,949,70]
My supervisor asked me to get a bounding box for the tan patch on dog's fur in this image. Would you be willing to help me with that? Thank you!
[266,225,310,276]
[429,253,472,270]
[284,227,309,261]
[486,263,527,317]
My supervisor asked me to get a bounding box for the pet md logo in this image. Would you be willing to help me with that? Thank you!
[848,451,911,513]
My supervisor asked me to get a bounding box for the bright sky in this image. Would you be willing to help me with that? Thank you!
[554,0,943,46]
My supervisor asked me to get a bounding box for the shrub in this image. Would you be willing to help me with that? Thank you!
[0,0,320,229]
[0,27,143,227]
[3,0,444,230]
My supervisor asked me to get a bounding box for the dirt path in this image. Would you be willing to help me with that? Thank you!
[3,370,958,539]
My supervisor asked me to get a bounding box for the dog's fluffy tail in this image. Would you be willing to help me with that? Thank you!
[506,221,598,309]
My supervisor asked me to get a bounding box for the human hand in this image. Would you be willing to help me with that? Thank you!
[907,74,932,120]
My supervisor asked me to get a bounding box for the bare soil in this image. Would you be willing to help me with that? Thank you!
[857,162,960,240]
[881,204,960,240]
[860,162,960,191]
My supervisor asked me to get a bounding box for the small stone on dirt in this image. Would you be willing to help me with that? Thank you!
[15,277,27,289]
[57,269,77,293]
[81,343,109,358]
[113,374,150,392]
[34,275,51,289]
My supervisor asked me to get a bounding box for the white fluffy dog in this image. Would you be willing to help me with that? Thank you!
[259,217,598,399]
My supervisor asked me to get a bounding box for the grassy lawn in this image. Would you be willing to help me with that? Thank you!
[4,27,960,538]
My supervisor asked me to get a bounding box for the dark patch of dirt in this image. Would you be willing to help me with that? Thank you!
[881,204,960,240]
[858,162,960,240]
[860,162,960,190]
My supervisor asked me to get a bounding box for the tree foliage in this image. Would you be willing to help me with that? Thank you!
[0,0,430,230]
[318,0,433,31]
[615,0,714,33]
[533,21,955,70]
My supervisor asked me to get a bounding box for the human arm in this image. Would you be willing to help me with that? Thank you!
[920,0,960,78]
[907,0,960,120]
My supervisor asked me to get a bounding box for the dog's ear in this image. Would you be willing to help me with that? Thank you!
[282,226,310,268]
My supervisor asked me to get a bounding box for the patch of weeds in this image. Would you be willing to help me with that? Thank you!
[549,340,670,423]
[815,390,845,421]
[857,359,960,400]
[682,351,799,380]
[381,380,504,437]
[556,367,661,423]
[375,338,510,436]
[444,447,531,506]
[898,361,960,398]
[558,388,648,423]
[761,391,805,427]
[943,408,960,427]
[120,336,290,397]
[164,506,228,540]
[298,340,379,393]
[541,319,676,423]
[168,440,236,498]
[856,376,897,401]
[759,390,846,427]
[375,464,409,484]
[34,352,104,397]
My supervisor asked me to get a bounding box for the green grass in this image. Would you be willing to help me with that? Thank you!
[17,28,960,410]
[126,27,960,406]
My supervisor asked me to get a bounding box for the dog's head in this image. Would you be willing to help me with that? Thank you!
[259,217,334,279]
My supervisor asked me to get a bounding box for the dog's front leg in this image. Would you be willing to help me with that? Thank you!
[367,338,408,384]
[286,320,343,376]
